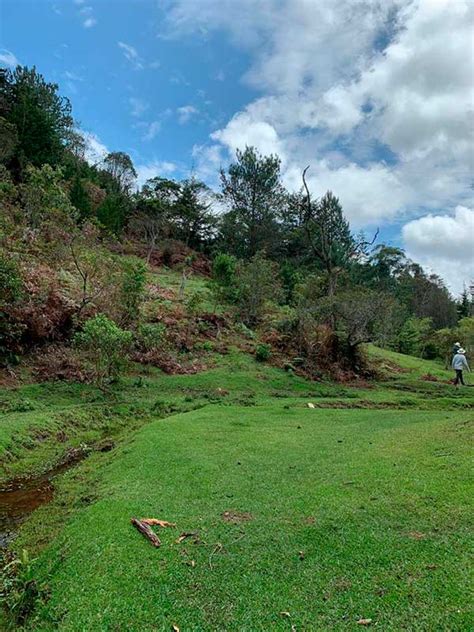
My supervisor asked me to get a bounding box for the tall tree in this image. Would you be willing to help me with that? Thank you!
[131,177,181,261]
[102,152,137,194]
[0,66,73,174]
[219,146,284,258]
[173,178,215,250]
[301,168,378,296]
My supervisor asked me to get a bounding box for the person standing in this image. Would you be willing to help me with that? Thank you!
[452,348,470,387]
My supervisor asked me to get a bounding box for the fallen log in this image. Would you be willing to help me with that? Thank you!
[131,518,161,547]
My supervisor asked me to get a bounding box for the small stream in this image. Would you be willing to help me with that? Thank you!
[0,450,87,548]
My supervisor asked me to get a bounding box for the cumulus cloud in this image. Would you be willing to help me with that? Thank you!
[402,206,474,294]
[165,0,473,229]
[0,49,19,67]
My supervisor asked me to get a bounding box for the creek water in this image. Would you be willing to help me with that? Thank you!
[0,452,85,548]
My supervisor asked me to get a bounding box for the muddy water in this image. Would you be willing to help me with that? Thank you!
[0,452,86,548]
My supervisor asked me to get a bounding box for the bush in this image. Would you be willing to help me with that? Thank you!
[135,323,166,351]
[235,253,283,326]
[0,252,23,307]
[255,343,271,362]
[209,253,238,305]
[397,317,433,357]
[0,252,24,365]
[74,314,132,386]
[118,257,147,326]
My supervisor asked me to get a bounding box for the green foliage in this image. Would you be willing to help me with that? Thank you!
[255,343,271,362]
[74,314,133,386]
[235,253,283,326]
[0,251,24,366]
[0,250,23,307]
[22,163,76,230]
[0,549,48,625]
[397,317,433,357]
[1,66,73,171]
[209,252,238,305]
[69,175,91,220]
[135,323,166,351]
[118,257,147,326]
[219,146,284,258]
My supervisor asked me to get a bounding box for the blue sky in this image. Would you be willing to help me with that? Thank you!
[1,0,473,293]
[1,0,256,177]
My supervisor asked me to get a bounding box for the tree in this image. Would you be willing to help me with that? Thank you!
[172,178,216,250]
[102,152,136,194]
[397,316,433,357]
[235,253,282,326]
[132,177,181,261]
[0,66,73,174]
[74,314,132,387]
[301,168,378,296]
[457,286,471,319]
[219,146,284,258]
[396,264,457,329]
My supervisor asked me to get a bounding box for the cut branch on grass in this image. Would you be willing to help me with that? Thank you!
[131,518,161,547]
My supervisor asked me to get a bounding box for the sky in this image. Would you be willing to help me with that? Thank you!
[1,0,473,294]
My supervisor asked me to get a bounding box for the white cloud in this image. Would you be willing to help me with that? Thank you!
[64,70,83,82]
[83,131,108,165]
[191,143,225,186]
[118,41,144,70]
[0,49,19,67]
[135,160,178,188]
[77,5,97,28]
[165,0,473,235]
[402,206,474,294]
[129,97,149,118]
[177,105,199,124]
[142,121,162,141]
[83,17,97,28]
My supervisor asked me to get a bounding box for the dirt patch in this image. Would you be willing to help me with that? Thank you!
[221,510,253,524]
[303,516,316,525]
[421,373,439,382]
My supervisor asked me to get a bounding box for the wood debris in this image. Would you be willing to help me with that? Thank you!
[131,518,161,547]
[140,518,177,528]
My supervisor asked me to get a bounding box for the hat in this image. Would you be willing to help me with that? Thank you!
[454,342,461,346]
[458,348,466,354]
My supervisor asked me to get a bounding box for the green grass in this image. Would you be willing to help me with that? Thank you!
[1,347,473,630]
[1,348,472,482]
[18,405,473,630]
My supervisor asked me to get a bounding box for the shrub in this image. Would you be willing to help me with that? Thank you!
[209,253,238,305]
[236,253,283,326]
[255,343,271,362]
[0,252,24,366]
[0,252,23,307]
[74,314,132,386]
[397,317,433,357]
[135,323,166,351]
[118,257,147,326]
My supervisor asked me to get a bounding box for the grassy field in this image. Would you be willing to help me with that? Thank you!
[1,347,473,630]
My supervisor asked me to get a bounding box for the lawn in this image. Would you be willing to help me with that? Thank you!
[1,348,473,630]
[18,405,473,631]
